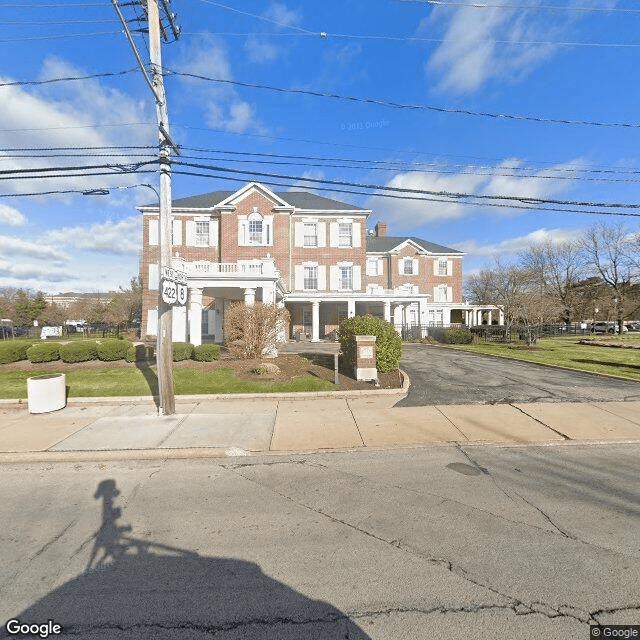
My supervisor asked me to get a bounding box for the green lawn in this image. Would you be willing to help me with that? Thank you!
[446,336,640,380]
[0,367,335,399]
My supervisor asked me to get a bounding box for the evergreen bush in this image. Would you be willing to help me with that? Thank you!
[0,342,32,364]
[60,341,98,363]
[96,339,132,361]
[338,315,402,373]
[193,344,221,361]
[440,328,473,344]
[173,342,194,362]
[27,343,61,363]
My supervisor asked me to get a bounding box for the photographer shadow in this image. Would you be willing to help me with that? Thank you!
[2,479,372,639]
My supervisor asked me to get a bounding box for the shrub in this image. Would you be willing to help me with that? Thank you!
[96,339,132,361]
[224,303,290,359]
[60,341,98,363]
[27,343,61,363]
[0,342,33,364]
[338,315,402,373]
[126,344,154,362]
[440,328,473,344]
[173,342,194,362]
[193,344,221,361]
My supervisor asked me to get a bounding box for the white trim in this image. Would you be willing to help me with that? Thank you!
[149,219,158,246]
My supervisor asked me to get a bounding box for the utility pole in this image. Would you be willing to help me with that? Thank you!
[111,0,181,415]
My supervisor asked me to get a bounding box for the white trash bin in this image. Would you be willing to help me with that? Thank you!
[27,373,66,413]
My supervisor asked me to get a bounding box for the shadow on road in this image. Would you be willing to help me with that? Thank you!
[1,479,371,639]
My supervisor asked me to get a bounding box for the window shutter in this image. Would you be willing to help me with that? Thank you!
[377,258,384,275]
[263,221,270,246]
[294,265,304,290]
[447,260,453,276]
[172,220,182,246]
[317,222,326,247]
[209,220,218,246]
[433,286,439,302]
[399,258,405,274]
[433,259,438,275]
[329,222,339,247]
[447,286,453,302]
[413,258,419,275]
[352,222,361,247]
[353,265,361,290]
[149,219,159,246]
[317,265,326,290]
[330,265,339,290]
[294,222,304,247]
[238,220,248,246]
[185,221,195,246]
[149,263,159,290]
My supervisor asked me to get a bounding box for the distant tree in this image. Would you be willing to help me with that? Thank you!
[519,239,585,324]
[39,302,69,327]
[581,224,638,333]
[12,290,46,327]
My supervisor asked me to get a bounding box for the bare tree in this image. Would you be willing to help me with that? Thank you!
[581,224,638,333]
[519,239,585,324]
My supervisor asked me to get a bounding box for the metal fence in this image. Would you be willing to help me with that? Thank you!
[469,323,591,342]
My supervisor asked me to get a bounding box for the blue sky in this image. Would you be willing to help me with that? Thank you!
[1,0,639,294]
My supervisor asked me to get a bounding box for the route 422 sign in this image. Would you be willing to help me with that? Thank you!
[161,266,188,306]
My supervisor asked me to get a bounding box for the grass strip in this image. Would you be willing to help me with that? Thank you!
[447,336,640,380]
[0,366,335,399]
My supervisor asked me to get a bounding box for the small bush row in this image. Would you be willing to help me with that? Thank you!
[440,328,473,344]
[1,340,220,364]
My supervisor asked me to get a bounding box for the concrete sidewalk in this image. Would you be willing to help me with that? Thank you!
[2,391,640,462]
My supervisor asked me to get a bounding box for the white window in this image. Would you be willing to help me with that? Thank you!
[304,265,318,290]
[339,266,353,290]
[303,223,318,247]
[438,259,447,276]
[338,223,352,247]
[195,221,209,246]
[249,219,263,244]
[403,258,414,275]
[366,258,380,276]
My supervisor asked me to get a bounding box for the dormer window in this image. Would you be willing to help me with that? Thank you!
[239,208,273,246]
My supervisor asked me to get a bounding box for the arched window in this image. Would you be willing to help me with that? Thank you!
[248,208,263,244]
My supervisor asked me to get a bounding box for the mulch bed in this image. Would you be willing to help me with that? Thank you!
[1,351,403,391]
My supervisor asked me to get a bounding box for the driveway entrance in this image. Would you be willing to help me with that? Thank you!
[397,344,640,406]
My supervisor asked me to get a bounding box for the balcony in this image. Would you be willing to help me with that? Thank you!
[171,258,277,277]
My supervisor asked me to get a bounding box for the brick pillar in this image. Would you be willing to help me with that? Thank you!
[354,335,377,382]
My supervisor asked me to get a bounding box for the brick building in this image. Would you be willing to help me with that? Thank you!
[140,182,501,344]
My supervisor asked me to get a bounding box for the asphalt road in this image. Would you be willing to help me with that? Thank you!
[1,445,639,639]
[398,344,640,406]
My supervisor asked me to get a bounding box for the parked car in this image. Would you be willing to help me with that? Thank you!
[625,322,640,332]
[591,322,628,334]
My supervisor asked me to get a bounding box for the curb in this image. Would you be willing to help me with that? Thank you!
[0,369,410,408]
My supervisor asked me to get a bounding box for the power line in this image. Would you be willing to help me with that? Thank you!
[401,1,640,14]
[0,31,121,42]
[166,69,640,129]
[0,69,139,88]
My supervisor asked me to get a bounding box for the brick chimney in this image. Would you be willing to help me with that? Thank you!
[375,222,387,237]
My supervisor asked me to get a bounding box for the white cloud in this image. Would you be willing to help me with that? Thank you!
[263,2,300,28]
[424,2,589,93]
[366,158,583,230]
[0,57,154,196]
[44,217,141,255]
[0,234,70,261]
[0,204,26,226]
[454,227,580,259]
[176,38,265,134]
[0,259,77,283]
[245,37,279,64]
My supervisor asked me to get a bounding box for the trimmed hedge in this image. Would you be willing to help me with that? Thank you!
[193,344,220,362]
[173,342,194,362]
[440,328,473,344]
[27,342,61,363]
[0,342,33,365]
[338,315,402,373]
[60,341,99,363]
[97,339,132,361]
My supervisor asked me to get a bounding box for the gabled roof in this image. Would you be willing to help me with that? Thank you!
[147,188,366,212]
[366,236,463,255]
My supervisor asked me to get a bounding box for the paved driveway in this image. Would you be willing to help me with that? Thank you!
[397,344,640,406]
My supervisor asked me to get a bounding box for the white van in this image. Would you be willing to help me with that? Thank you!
[40,326,62,339]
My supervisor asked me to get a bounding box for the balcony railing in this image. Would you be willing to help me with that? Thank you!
[171,259,276,277]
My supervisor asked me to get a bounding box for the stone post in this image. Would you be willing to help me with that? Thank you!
[354,335,377,382]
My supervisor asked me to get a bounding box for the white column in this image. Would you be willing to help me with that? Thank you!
[262,284,275,305]
[393,304,404,333]
[384,301,391,323]
[488,310,493,325]
[347,299,356,318]
[189,287,202,346]
[499,308,505,325]
[311,301,320,342]
[244,288,256,305]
